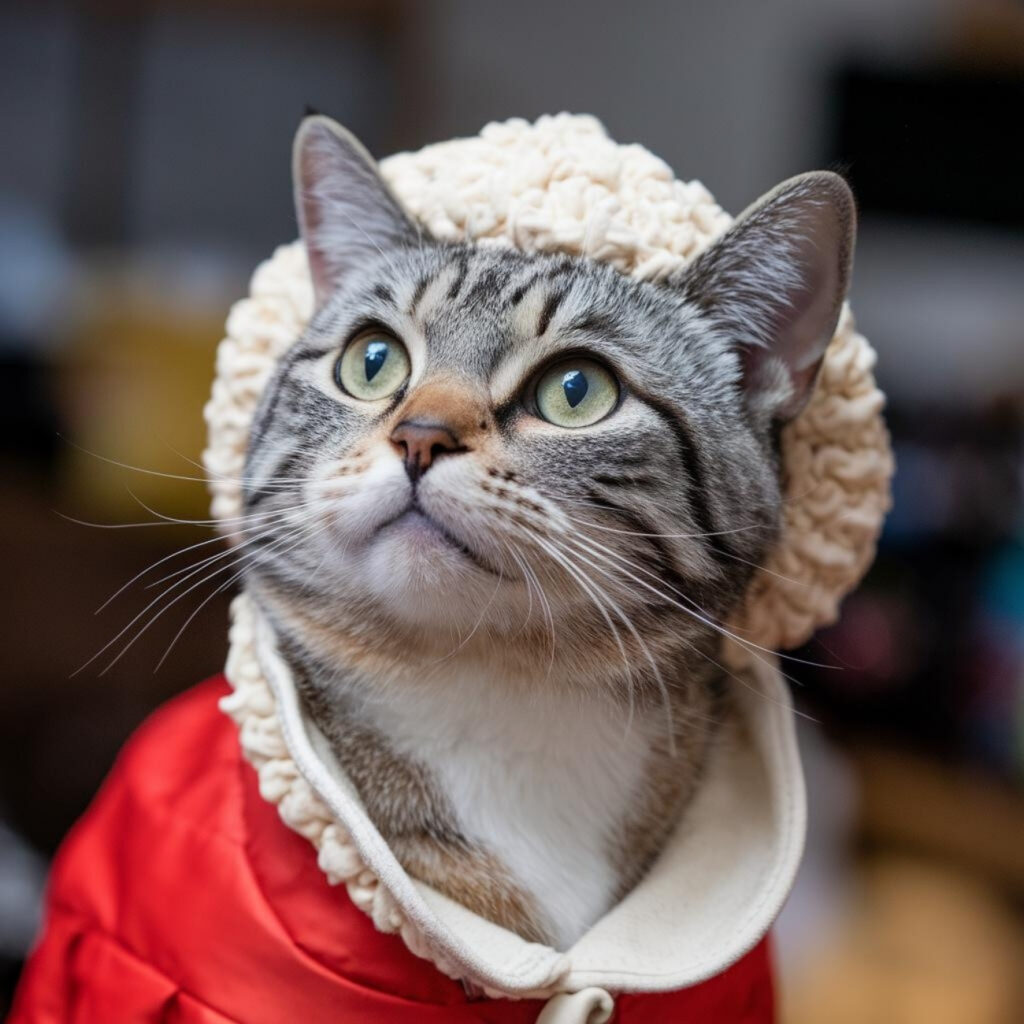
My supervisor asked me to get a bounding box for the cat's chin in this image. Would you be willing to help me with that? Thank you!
[354,510,514,625]
[375,508,502,574]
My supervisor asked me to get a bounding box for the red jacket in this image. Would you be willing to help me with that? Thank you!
[10,677,775,1023]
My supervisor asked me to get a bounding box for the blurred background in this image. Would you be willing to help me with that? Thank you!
[1,0,1023,1018]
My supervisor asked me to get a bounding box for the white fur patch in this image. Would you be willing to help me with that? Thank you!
[361,672,654,950]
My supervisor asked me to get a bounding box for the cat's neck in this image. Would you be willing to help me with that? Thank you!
[258,577,721,947]
[281,628,722,949]
[360,670,681,948]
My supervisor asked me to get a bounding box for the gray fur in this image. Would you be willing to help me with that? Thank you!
[235,117,855,945]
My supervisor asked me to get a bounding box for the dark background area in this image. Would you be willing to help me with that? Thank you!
[2,1,1023,1019]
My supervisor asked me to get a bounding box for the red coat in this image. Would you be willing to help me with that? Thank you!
[10,677,775,1023]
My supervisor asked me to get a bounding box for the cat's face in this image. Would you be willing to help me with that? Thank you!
[240,117,854,685]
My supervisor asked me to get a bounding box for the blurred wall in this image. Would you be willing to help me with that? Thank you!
[0,0,964,251]
[426,0,955,211]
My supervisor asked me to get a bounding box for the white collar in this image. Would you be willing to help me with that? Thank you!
[221,591,805,1001]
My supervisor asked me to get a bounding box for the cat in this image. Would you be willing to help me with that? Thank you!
[238,115,855,951]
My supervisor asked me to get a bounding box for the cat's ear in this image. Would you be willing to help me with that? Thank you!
[293,114,419,307]
[678,171,855,422]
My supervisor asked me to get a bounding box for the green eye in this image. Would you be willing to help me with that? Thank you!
[535,359,619,428]
[335,331,411,400]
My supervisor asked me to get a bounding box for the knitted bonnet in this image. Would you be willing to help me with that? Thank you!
[204,113,893,653]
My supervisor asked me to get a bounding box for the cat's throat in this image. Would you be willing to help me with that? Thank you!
[279,623,724,951]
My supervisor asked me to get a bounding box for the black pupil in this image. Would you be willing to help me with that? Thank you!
[364,340,389,382]
[562,369,588,408]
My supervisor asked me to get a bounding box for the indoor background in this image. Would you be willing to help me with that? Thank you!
[1,0,1023,1019]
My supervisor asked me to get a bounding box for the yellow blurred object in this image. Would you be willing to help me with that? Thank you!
[55,256,239,522]
[784,857,1024,1024]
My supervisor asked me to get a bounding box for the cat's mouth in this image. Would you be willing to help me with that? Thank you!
[378,502,503,577]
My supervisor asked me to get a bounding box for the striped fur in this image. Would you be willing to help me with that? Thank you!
[235,118,854,949]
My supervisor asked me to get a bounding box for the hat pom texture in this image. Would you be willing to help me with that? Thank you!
[204,114,893,652]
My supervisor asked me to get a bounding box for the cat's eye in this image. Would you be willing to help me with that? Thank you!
[335,330,411,400]
[534,358,619,428]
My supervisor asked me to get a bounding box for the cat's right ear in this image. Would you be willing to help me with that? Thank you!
[676,171,855,424]
[293,115,419,307]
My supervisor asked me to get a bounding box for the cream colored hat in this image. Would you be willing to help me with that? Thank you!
[205,115,895,1020]
[204,113,892,655]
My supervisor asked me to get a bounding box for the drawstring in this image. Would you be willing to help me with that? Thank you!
[536,987,614,1024]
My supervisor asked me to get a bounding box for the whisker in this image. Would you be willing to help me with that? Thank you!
[558,505,811,590]
[128,490,324,534]
[58,436,331,488]
[97,531,232,613]
[57,495,319,533]
[74,515,322,678]
[90,501,327,613]
[561,509,773,542]
[427,563,506,666]
[530,533,640,725]
[506,540,558,679]
[541,533,675,747]
[564,530,836,670]
[499,540,534,635]
[543,531,821,722]
[151,518,332,673]
[144,515,306,591]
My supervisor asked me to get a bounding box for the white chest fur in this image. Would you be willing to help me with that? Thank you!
[360,672,655,950]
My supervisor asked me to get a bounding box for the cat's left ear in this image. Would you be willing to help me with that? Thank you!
[293,114,420,307]
[678,171,856,422]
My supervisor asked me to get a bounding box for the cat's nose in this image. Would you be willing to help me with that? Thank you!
[390,420,465,482]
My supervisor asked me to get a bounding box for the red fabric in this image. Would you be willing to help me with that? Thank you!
[10,677,775,1023]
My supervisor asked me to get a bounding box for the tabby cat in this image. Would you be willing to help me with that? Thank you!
[239,115,854,950]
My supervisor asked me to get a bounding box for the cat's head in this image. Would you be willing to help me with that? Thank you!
[241,116,854,686]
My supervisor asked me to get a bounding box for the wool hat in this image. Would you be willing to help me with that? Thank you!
[204,113,893,656]
[203,114,894,1018]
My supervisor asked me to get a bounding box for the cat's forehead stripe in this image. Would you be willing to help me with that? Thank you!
[408,274,431,317]
[462,263,507,307]
[414,263,462,326]
[504,272,542,310]
[445,252,471,302]
[537,290,566,337]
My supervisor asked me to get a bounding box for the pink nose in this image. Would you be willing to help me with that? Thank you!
[390,420,464,481]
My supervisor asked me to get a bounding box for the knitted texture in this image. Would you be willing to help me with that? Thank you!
[203,112,893,652]
[219,592,570,1001]
[219,594,465,984]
